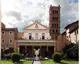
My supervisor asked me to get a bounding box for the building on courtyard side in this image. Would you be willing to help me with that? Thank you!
[1,23,18,54]
[56,20,79,52]
[65,20,79,44]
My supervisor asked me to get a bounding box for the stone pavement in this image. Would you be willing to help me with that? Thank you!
[33,61,41,64]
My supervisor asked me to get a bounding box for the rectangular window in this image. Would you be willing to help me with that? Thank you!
[9,39,12,44]
[56,30,58,33]
[42,36,45,40]
[2,40,4,44]
[29,33,32,39]
[77,30,78,34]
[53,30,54,33]
[53,10,58,14]
[42,33,45,40]
[53,17,58,21]
[75,31,76,35]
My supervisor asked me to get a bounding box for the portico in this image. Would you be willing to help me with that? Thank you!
[18,39,56,58]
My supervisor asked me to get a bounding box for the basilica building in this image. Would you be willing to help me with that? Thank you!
[17,21,56,58]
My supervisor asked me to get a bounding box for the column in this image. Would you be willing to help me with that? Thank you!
[32,46,34,57]
[40,46,41,57]
[18,47,20,53]
[47,46,48,52]
[25,46,27,53]
[54,46,56,53]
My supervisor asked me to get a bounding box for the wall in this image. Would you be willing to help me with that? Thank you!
[22,29,51,40]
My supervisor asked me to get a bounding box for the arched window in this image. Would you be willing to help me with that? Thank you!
[29,33,32,39]
[35,33,38,39]
[42,33,45,40]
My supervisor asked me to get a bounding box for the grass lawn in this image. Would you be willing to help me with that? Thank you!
[41,60,78,64]
[0,60,32,64]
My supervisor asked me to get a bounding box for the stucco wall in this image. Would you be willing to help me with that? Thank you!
[22,29,51,40]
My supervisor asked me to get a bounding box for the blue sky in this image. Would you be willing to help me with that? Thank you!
[69,0,78,3]
[1,0,78,33]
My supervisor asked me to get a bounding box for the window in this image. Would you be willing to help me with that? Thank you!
[9,31,12,35]
[77,30,78,34]
[56,30,58,33]
[53,30,54,33]
[42,36,45,40]
[9,39,12,44]
[57,24,58,27]
[75,31,76,35]
[53,17,58,21]
[53,10,58,14]
[42,33,45,40]
[52,24,54,27]
[29,33,32,39]
[35,33,38,39]
[66,36,68,38]
[2,40,4,43]
[2,31,5,35]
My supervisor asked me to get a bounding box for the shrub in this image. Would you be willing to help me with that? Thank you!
[52,52,61,63]
[67,44,78,60]
[11,53,21,63]
[62,43,78,60]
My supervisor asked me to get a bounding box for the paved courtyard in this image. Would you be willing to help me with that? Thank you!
[33,61,41,64]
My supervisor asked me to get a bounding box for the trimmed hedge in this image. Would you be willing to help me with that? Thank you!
[52,52,61,63]
[11,53,21,63]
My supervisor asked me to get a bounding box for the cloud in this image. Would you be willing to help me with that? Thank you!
[54,0,78,33]
[1,0,78,33]
[6,11,22,21]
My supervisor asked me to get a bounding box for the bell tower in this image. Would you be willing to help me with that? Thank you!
[49,5,60,40]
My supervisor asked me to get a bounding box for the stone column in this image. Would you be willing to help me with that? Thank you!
[18,47,20,52]
[32,46,34,57]
[40,46,41,57]
[47,46,48,52]
[54,46,56,53]
[25,46,27,53]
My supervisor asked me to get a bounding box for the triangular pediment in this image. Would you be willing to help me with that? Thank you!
[24,22,48,30]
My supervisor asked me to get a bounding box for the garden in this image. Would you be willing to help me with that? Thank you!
[0,43,78,64]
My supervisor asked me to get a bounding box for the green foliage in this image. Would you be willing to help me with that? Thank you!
[62,43,78,60]
[67,44,78,60]
[63,43,75,54]
[11,53,21,63]
[52,52,61,63]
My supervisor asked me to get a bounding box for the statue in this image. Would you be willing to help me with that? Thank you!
[34,49,40,60]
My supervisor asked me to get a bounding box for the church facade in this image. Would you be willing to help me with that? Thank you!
[17,21,56,58]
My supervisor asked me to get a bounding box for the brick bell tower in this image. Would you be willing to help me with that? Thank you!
[49,5,60,40]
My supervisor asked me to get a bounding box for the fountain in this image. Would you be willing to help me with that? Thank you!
[34,49,40,61]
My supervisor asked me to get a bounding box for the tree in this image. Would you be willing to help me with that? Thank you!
[62,43,78,60]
